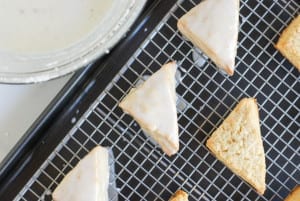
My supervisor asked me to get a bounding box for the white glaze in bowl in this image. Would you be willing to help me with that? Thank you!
[0,0,146,83]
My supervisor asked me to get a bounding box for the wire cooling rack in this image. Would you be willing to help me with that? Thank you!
[15,0,299,200]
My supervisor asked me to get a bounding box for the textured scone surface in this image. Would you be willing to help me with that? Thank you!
[276,15,300,71]
[206,98,266,194]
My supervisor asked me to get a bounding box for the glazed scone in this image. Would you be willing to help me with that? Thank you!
[52,146,109,201]
[177,0,239,75]
[284,186,300,201]
[119,62,179,156]
[169,190,189,201]
[275,15,300,71]
[206,98,266,194]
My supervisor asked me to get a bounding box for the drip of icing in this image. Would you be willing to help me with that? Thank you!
[192,48,207,68]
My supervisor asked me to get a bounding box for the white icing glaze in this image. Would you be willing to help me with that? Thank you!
[179,0,239,74]
[53,146,109,201]
[119,62,179,155]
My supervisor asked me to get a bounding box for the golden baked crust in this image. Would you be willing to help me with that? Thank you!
[169,190,189,201]
[275,15,300,71]
[206,98,266,195]
[285,186,300,201]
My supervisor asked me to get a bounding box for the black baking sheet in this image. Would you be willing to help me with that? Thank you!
[2,0,300,200]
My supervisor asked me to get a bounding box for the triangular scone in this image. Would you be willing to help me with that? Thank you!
[119,62,179,156]
[275,15,300,71]
[177,0,239,75]
[206,98,266,194]
[53,146,109,201]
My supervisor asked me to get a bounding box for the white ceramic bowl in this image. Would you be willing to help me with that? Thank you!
[0,0,146,83]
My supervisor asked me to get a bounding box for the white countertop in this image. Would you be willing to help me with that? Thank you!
[0,75,71,161]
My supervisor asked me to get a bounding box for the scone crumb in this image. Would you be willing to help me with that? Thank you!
[169,190,189,201]
[284,185,300,201]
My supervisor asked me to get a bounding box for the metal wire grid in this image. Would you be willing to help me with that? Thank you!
[14,0,299,200]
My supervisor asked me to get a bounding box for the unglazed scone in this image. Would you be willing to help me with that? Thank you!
[275,15,300,71]
[169,190,189,201]
[52,146,109,201]
[119,62,179,156]
[206,98,266,194]
[284,186,300,201]
[177,0,239,75]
